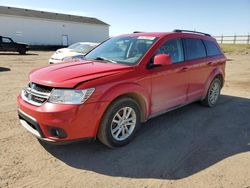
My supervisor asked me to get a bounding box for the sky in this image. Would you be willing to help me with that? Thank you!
[0,0,249,36]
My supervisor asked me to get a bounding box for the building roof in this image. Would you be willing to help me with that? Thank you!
[0,6,109,26]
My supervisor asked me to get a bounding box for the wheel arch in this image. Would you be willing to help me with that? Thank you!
[202,68,224,99]
[111,92,148,122]
[214,74,224,87]
[99,83,151,123]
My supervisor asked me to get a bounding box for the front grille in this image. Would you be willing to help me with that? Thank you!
[28,82,52,93]
[21,82,52,106]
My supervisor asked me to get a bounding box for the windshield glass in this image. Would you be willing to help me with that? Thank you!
[68,42,81,49]
[73,44,96,53]
[85,36,158,65]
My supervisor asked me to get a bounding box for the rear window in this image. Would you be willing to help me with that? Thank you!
[183,38,206,60]
[203,40,221,56]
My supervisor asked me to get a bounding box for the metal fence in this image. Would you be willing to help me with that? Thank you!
[213,35,250,44]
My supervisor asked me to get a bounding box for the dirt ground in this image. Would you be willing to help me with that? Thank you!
[0,51,249,188]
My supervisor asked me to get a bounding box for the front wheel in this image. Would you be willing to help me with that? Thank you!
[201,77,222,107]
[97,97,141,148]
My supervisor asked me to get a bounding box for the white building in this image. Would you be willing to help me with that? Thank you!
[0,6,109,46]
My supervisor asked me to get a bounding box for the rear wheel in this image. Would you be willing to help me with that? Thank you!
[18,48,26,55]
[201,77,222,107]
[97,97,141,148]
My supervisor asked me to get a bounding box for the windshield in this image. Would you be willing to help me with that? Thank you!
[68,42,81,49]
[85,36,158,65]
[73,44,97,53]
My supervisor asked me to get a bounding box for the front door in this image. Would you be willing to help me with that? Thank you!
[149,38,189,114]
[62,35,68,46]
[2,37,14,51]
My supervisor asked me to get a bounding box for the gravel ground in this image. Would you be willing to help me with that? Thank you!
[0,51,249,188]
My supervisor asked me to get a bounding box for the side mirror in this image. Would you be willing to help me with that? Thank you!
[153,54,172,66]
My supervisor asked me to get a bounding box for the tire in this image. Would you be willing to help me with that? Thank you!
[201,77,222,107]
[18,49,26,55]
[97,97,141,148]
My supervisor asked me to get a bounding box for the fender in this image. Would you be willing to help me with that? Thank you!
[99,82,151,121]
[202,67,224,99]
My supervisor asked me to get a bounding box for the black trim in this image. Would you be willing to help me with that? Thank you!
[201,39,208,57]
[147,63,162,69]
[18,110,45,137]
[181,38,186,61]
[39,137,95,145]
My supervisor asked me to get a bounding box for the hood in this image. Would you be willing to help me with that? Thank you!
[29,60,133,88]
[51,51,83,60]
[56,48,72,54]
[16,42,29,46]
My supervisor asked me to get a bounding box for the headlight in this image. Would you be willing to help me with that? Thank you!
[62,56,74,62]
[48,88,95,104]
[62,55,84,62]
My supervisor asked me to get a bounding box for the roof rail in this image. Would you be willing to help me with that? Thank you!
[173,29,211,36]
[133,31,144,33]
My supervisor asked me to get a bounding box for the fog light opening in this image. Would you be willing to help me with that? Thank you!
[47,126,67,138]
[55,129,60,137]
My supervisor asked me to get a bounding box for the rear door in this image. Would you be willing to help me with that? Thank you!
[182,38,212,102]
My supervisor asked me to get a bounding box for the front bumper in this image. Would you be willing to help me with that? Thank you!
[18,109,56,142]
[17,95,109,143]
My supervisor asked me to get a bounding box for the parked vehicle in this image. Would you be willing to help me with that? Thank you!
[49,42,98,64]
[17,30,226,148]
[0,36,29,54]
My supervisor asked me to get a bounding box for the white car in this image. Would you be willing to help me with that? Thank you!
[49,42,98,64]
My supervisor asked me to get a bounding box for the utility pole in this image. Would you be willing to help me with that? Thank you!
[234,33,236,44]
[247,33,250,45]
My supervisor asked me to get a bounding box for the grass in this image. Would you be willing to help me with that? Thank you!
[219,44,250,53]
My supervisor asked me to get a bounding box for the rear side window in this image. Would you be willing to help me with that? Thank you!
[203,40,221,56]
[156,38,184,63]
[183,38,206,60]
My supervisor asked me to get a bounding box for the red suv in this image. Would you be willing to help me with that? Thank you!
[17,30,226,148]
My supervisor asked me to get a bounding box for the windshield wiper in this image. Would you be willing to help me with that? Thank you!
[95,57,117,64]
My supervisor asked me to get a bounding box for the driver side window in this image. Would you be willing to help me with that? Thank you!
[156,38,184,64]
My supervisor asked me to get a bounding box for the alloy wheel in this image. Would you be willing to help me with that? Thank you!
[110,107,136,141]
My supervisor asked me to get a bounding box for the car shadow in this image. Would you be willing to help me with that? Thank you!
[0,67,11,72]
[0,52,38,55]
[41,95,250,179]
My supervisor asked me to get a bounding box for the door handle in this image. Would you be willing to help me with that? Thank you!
[179,67,189,72]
